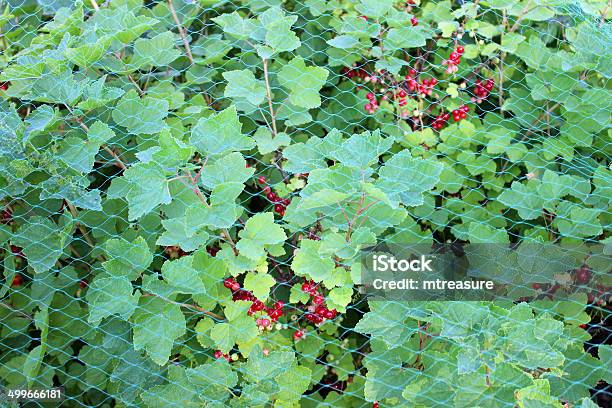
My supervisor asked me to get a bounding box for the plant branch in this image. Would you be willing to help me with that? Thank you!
[142,293,224,321]
[168,0,194,64]
[66,106,127,170]
[262,58,278,137]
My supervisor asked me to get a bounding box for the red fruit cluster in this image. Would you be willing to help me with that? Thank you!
[442,46,464,74]
[1,207,12,224]
[417,77,437,98]
[214,350,230,361]
[364,92,379,114]
[432,112,450,131]
[451,104,469,122]
[404,70,438,98]
[301,280,338,324]
[224,278,285,321]
[257,176,290,217]
[575,265,592,284]
[341,67,369,81]
[11,274,23,287]
[472,78,494,103]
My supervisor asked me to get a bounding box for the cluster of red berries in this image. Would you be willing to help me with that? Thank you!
[431,112,451,131]
[301,280,338,324]
[451,104,469,122]
[214,350,230,361]
[224,277,285,321]
[341,66,383,85]
[472,78,494,103]
[404,69,438,98]
[442,46,465,74]
[257,176,290,217]
[364,92,379,114]
[575,265,592,284]
[1,207,12,224]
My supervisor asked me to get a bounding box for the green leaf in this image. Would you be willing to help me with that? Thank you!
[213,11,259,40]
[329,129,393,168]
[243,272,276,301]
[160,256,208,295]
[385,26,432,50]
[190,106,255,156]
[259,7,301,53]
[236,212,287,260]
[87,275,141,325]
[156,217,209,252]
[278,57,329,109]
[223,69,266,105]
[253,127,291,155]
[497,180,544,220]
[132,297,187,365]
[131,31,181,69]
[291,239,335,282]
[111,90,169,135]
[356,0,394,18]
[102,236,153,280]
[11,217,73,274]
[116,162,172,221]
[376,151,443,207]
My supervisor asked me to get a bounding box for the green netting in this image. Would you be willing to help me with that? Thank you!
[0,0,610,407]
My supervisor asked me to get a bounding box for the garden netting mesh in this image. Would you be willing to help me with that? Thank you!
[0,0,610,407]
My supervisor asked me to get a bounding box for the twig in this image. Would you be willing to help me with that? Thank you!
[142,293,224,321]
[65,201,96,249]
[509,0,533,33]
[127,74,144,96]
[66,105,127,170]
[90,0,99,10]
[262,58,278,137]
[600,1,610,27]
[168,0,194,64]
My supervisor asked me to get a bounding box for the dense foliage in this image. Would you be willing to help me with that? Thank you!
[0,0,610,406]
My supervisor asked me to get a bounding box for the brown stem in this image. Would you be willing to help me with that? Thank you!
[67,106,127,170]
[65,201,96,249]
[262,58,278,137]
[90,0,99,10]
[168,0,194,64]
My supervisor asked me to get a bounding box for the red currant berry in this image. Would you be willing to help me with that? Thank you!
[532,283,541,290]
[575,266,591,284]
[257,176,266,184]
[11,274,23,287]
[79,280,88,289]
[456,46,465,54]
[293,329,304,340]
[410,17,418,26]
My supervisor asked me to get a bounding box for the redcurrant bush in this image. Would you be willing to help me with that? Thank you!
[0,0,610,407]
